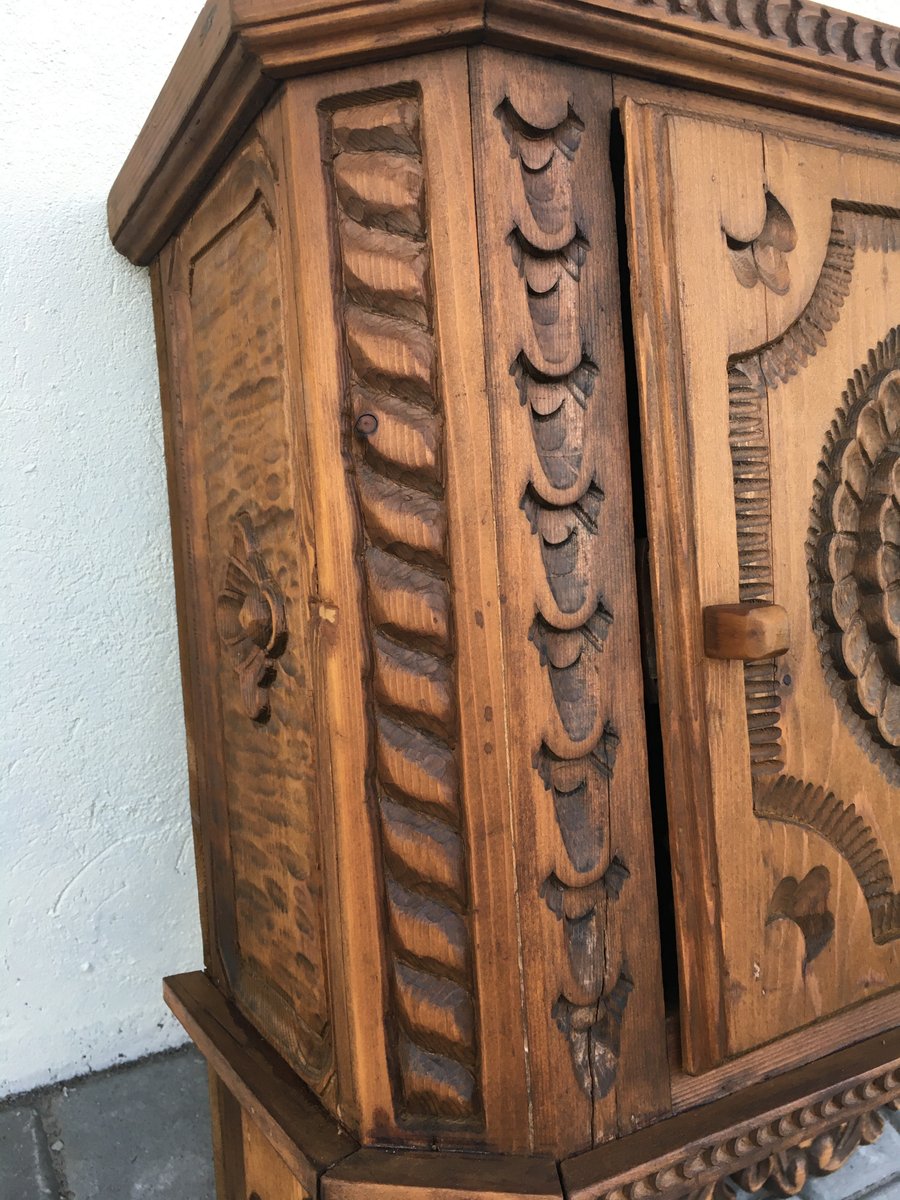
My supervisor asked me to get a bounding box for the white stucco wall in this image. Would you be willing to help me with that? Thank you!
[2,0,899,1100]
[0,0,203,1097]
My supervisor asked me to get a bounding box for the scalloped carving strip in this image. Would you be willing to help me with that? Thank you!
[757,775,900,944]
[689,1107,894,1199]
[626,0,900,77]
[590,1074,900,1200]
[497,95,631,1100]
[327,93,480,1123]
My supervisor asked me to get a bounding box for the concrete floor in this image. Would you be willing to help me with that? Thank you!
[0,1048,214,1200]
[1,1048,898,1199]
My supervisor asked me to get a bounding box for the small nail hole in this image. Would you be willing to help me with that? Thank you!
[354,413,378,437]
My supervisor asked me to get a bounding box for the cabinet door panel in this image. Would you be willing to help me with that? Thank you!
[624,100,900,1070]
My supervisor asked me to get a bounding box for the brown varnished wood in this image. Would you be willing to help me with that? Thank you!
[179,977,900,1200]
[109,2,275,266]
[157,103,337,1103]
[562,1028,900,1200]
[242,1106,310,1200]
[621,96,729,1075]
[208,1068,247,1200]
[668,990,900,1113]
[469,48,669,1153]
[623,94,900,1069]
[119,12,900,1200]
[109,1,900,265]
[165,972,357,1195]
[703,604,791,662]
[322,1148,563,1200]
[150,257,216,979]
[279,51,530,1152]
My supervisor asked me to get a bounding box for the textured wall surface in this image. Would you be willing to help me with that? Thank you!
[0,0,201,1096]
[1,0,898,1098]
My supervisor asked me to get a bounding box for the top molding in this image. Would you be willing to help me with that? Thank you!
[109,0,900,264]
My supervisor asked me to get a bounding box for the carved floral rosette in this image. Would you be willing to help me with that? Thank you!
[216,511,287,723]
[811,341,900,764]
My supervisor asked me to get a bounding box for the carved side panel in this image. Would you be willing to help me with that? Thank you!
[323,92,481,1127]
[160,121,334,1101]
[471,50,669,1154]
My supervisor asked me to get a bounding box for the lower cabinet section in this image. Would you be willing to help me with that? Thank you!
[170,971,900,1200]
[209,1081,309,1200]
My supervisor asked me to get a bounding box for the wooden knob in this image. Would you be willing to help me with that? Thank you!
[703,602,790,661]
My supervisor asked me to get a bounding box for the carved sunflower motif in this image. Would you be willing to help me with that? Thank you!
[216,512,287,723]
[810,332,900,771]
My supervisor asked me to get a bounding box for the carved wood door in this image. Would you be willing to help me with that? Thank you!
[623,98,900,1072]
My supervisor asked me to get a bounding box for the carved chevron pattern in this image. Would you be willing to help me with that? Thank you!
[497,94,629,1100]
[625,0,900,78]
[725,204,900,944]
[328,94,479,1123]
[590,1076,900,1200]
[756,776,900,944]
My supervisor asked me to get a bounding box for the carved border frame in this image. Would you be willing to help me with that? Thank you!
[727,202,900,946]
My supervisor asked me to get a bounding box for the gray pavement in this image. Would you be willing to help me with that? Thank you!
[0,1048,897,1198]
[0,1048,214,1200]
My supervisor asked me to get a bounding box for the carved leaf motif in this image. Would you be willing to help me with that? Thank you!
[521,483,605,615]
[725,189,797,295]
[530,607,613,742]
[496,98,584,246]
[496,89,634,1106]
[756,775,900,944]
[511,353,599,493]
[542,859,630,998]
[767,866,834,967]
[552,971,633,1101]
[534,729,619,873]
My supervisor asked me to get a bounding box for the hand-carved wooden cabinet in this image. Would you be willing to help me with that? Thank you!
[109,3,900,1198]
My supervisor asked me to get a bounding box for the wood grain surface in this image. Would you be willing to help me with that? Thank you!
[110,1,900,264]
[623,93,900,1070]
[469,48,669,1153]
[133,14,900,1198]
[156,105,337,1104]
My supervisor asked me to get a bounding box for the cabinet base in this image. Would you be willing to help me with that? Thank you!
[165,972,899,1200]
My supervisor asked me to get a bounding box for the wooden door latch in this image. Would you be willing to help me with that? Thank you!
[703,602,790,661]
